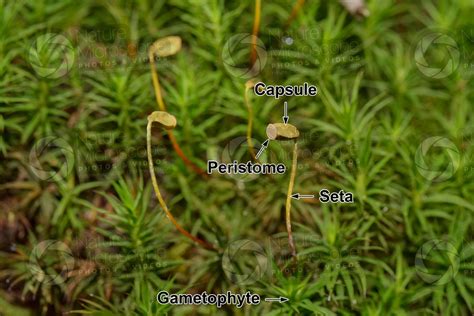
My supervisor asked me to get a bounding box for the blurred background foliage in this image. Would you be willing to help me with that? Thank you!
[0,0,473,314]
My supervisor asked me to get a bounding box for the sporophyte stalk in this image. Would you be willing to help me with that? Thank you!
[147,111,216,250]
[148,36,207,177]
[266,122,300,259]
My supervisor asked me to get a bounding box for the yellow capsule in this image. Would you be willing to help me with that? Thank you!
[149,36,182,58]
[148,111,177,130]
[266,123,299,140]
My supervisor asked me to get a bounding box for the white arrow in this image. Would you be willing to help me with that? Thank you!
[283,101,289,124]
[265,296,289,303]
[291,193,315,200]
[255,139,270,159]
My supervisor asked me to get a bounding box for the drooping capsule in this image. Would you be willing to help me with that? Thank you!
[149,36,182,58]
[148,111,177,130]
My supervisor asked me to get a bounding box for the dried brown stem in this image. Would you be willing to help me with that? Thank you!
[285,0,305,28]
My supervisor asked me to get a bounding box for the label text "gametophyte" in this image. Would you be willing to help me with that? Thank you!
[157,291,260,308]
